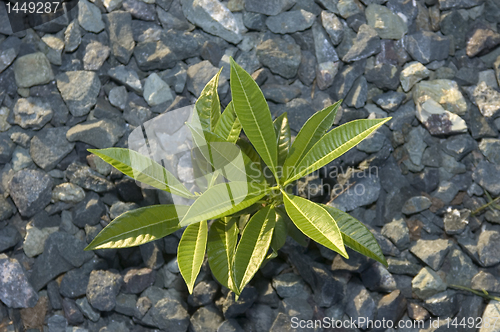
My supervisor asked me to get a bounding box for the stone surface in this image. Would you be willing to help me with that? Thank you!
[66,119,125,149]
[143,73,173,107]
[416,99,468,136]
[412,267,447,300]
[312,21,339,64]
[410,239,452,270]
[473,81,500,118]
[13,97,53,130]
[365,4,407,40]
[400,62,430,92]
[66,163,114,193]
[13,52,54,88]
[30,127,74,170]
[244,0,294,16]
[78,0,105,33]
[256,37,301,79]
[0,256,38,308]
[466,22,500,58]
[414,79,468,116]
[266,10,315,34]
[9,169,53,217]
[329,173,381,211]
[87,270,123,311]
[405,31,449,64]
[478,225,500,267]
[108,65,143,94]
[473,160,500,196]
[56,71,101,117]
[105,11,135,64]
[321,11,344,45]
[72,192,106,227]
[343,24,381,62]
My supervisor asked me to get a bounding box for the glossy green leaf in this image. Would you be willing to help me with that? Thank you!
[215,101,242,143]
[195,68,222,131]
[207,218,239,292]
[180,181,269,227]
[88,148,194,199]
[282,192,348,258]
[178,220,208,294]
[282,101,340,180]
[230,57,278,180]
[233,206,275,294]
[284,118,391,184]
[273,112,291,168]
[237,139,261,164]
[321,204,387,266]
[271,209,287,251]
[85,205,188,250]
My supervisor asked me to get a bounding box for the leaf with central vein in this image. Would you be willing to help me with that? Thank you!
[233,206,275,294]
[230,57,278,180]
[282,101,340,180]
[207,218,239,292]
[195,68,222,131]
[282,192,348,258]
[320,204,387,266]
[178,220,208,294]
[88,148,194,199]
[180,181,269,227]
[85,205,189,250]
[273,112,291,169]
[215,101,242,143]
[285,118,391,184]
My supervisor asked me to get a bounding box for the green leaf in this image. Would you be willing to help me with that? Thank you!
[178,220,208,294]
[271,209,287,251]
[195,68,222,131]
[207,218,239,292]
[180,181,269,227]
[215,101,242,143]
[85,205,188,250]
[284,118,391,184]
[282,101,340,180]
[88,148,194,199]
[282,192,347,258]
[276,206,308,247]
[230,57,278,180]
[233,206,275,294]
[273,112,291,168]
[321,204,387,266]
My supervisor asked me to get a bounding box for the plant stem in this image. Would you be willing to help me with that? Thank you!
[472,193,500,216]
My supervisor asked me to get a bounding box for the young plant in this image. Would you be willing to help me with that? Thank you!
[85,58,391,296]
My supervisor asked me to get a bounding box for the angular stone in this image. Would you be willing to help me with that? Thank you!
[479,138,500,164]
[188,280,219,307]
[365,4,407,40]
[149,296,190,330]
[11,146,32,171]
[416,99,467,136]
[122,268,155,294]
[328,173,380,211]
[316,61,339,90]
[372,91,405,112]
[72,192,106,227]
[76,297,100,322]
[438,0,483,10]
[272,273,308,299]
[402,196,432,215]
[244,0,294,15]
[30,127,74,170]
[108,65,142,94]
[23,223,58,258]
[256,37,301,79]
[423,290,459,317]
[0,36,21,74]
[83,40,110,72]
[405,31,450,64]
[0,224,20,251]
[190,305,224,332]
[473,81,500,118]
[181,0,243,44]
[123,0,156,20]
[312,21,339,64]
[343,24,381,62]
[382,216,410,250]
[0,256,38,308]
[143,73,173,107]
[337,0,362,18]
[87,270,123,311]
[13,52,54,88]
[444,208,469,235]
[478,224,500,267]
[361,262,397,292]
[412,267,447,300]
[9,169,53,217]
[440,247,478,288]
[56,71,101,117]
[414,79,467,116]
[66,163,114,193]
[466,22,500,57]
[345,281,376,330]
[262,84,301,104]
[186,60,221,97]
[223,287,258,318]
[64,20,81,53]
[331,60,365,100]
[400,62,430,92]
[66,118,125,149]
[321,11,343,45]
[13,97,53,130]
[364,58,400,90]
[410,239,452,270]
[344,75,367,108]
[108,86,128,110]
[78,0,105,33]
[266,10,315,34]
[473,160,500,196]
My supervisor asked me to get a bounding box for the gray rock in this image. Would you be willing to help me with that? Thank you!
[312,21,339,64]
[134,30,200,71]
[266,10,315,34]
[109,201,138,219]
[375,290,407,328]
[72,192,106,228]
[66,162,114,193]
[372,91,405,112]
[0,133,14,164]
[181,0,242,44]
[479,139,500,164]
[186,60,221,97]
[478,225,500,267]
[9,169,53,217]
[444,208,469,235]
[105,12,134,64]
[76,297,100,322]
[108,86,128,110]
[188,280,219,307]
[364,58,400,90]
[30,127,74,170]
[48,315,67,332]
[51,183,85,204]
[82,40,110,71]
[329,173,381,211]
[243,12,266,31]
[466,22,500,58]
[124,92,152,126]
[471,271,500,293]
[439,247,478,288]
[414,79,468,116]
[56,71,101,117]
[223,287,258,318]
[382,216,410,250]
[331,60,365,100]
[442,134,475,161]
[122,268,155,294]
[366,4,407,40]
[272,273,309,299]
[0,224,20,251]
[321,11,344,46]
[60,267,93,299]
[480,300,500,332]
[190,305,224,332]
[13,97,53,130]
[470,105,498,139]
[256,37,301,79]
[345,281,376,330]
[78,0,105,33]
[356,130,385,153]
[387,255,421,276]
[316,61,339,90]
[149,297,190,331]
[87,270,123,311]
[473,81,500,118]
[400,62,430,92]
[114,293,137,317]
[11,146,32,171]
[13,52,54,88]
[66,118,125,149]
[159,62,188,94]
[0,256,38,308]
[438,0,484,10]
[262,84,301,104]
[0,36,21,74]
[123,0,156,21]
[64,20,81,53]
[472,160,500,196]
[143,73,173,107]
[424,290,459,317]
[244,0,294,15]
[402,196,432,215]
[361,262,397,292]
[108,65,142,94]
[412,267,447,300]
[411,239,452,271]
[345,75,367,108]
[405,31,450,64]
[62,298,84,325]
[416,99,468,136]
[337,0,362,18]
